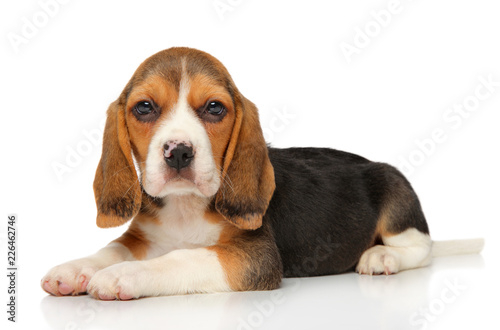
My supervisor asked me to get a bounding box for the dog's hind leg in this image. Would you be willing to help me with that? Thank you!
[356,164,432,275]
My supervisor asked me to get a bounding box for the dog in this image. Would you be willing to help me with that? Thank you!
[41,47,484,300]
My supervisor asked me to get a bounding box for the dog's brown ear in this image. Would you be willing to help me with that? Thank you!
[215,94,275,230]
[93,100,142,228]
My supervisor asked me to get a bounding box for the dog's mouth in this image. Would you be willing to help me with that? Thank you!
[164,170,195,184]
[144,167,220,198]
[151,170,196,195]
[166,177,198,192]
[164,175,198,191]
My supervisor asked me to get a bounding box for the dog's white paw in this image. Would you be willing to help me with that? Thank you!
[87,261,146,300]
[356,245,401,275]
[41,259,100,296]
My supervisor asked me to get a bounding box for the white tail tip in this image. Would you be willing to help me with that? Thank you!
[432,238,485,258]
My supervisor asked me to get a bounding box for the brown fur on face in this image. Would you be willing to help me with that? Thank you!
[187,73,236,171]
[93,47,276,230]
[125,76,180,170]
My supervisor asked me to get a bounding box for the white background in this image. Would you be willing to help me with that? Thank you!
[1,0,499,329]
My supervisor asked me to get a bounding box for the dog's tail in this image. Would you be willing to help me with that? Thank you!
[431,238,485,257]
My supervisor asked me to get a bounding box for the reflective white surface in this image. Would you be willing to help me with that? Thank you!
[38,254,492,330]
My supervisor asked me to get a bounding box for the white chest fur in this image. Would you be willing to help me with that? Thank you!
[140,194,222,259]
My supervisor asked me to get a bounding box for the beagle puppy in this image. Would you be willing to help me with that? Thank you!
[41,47,483,300]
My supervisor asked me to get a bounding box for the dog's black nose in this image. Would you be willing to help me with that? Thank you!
[164,142,194,171]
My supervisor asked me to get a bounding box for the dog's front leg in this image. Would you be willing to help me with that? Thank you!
[87,239,283,300]
[86,247,232,300]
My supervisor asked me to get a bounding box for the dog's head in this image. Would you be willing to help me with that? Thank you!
[93,47,275,230]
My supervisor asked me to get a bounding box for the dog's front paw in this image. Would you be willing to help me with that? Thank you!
[41,259,99,296]
[87,262,144,301]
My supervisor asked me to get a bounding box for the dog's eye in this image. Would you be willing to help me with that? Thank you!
[133,101,160,122]
[198,101,227,123]
[135,101,154,115]
[206,101,225,116]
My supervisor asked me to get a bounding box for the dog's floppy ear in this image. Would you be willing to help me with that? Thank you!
[215,94,275,230]
[93,100,142,228]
